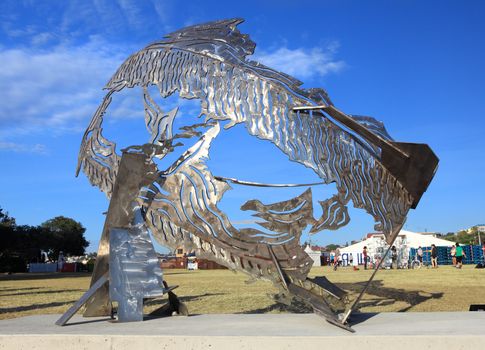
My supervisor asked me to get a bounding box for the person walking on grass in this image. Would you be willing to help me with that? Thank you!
[451,245,456,266]
[391,246,397,269]
[363,246,368,270]
[417,246,423,268]
[431,244,438,268]
[333,248,340,271]
[455,243,466,269]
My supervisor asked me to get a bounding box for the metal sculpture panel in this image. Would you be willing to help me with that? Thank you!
[75,19,438,330]
[109,208,166,322]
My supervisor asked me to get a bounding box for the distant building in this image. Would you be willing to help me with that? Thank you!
[310,245,326,252]
[475,225,485,233]
[158,251,226,270]
[175,246,187,257]
[459,225,485,234]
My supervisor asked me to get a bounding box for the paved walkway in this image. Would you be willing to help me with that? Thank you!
[1,312,484,349]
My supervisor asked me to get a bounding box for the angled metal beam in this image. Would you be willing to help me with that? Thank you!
[55,272,109,326]
[293,104,439,208]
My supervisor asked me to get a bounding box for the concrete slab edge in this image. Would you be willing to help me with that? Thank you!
[1,334,484,350]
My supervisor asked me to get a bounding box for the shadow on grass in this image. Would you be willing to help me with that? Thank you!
[337,279,444,312]
[0,287,43,293]
[239,279,443,315]
[0,300,77,314]
[0,272,91,281]
[0,289,85,297]
[237,303,311,314]
[238,296,313,315]
[144,292,226,307]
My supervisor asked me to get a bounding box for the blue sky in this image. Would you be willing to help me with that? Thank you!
[1,0,484,253]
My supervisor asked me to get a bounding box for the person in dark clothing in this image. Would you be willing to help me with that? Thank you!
[431,244,438,268]
[391,246,397,269]
[333,248,340,271]
[455,242,466,269]
[363,246,368,270]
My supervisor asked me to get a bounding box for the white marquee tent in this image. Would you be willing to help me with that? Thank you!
[339,230,453,266]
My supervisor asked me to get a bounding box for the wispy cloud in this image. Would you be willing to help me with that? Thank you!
[0,142,47,154]
[254,42,345,80]
[1,0,174,47]
[117,0,146,30]
[0,0,177,149]
[0,37,130,139]
[150,0,175,32]
[31,32,56,46]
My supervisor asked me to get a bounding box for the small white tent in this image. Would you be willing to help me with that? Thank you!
[304,245,322,266]
[339,230,453,266]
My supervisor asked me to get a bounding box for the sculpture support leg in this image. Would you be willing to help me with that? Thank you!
[84,152,157,317]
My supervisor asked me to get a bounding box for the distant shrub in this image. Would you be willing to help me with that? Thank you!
[0,255,27,273]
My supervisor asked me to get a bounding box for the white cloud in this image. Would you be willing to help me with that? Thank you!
[117,0,145,29]
[254,43,345,80]
[0,28,345,152]
[0,142,47,154]
[31,32,56,46]
[150,0,175,32]
[0,37,129,139]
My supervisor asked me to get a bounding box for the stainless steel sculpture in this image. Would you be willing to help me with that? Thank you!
[65,18,438,331]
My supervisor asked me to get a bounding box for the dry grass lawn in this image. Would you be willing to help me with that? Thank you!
[1,265,484,320]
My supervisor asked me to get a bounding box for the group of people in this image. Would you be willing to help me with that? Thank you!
[417,243,467,269]
[329,248,343,271]
[361,245,398,270]
[329,242,484,270]
[330,246,393,270]
[450,243,467,269]
[331,246,397,270]
[413,245,433,268]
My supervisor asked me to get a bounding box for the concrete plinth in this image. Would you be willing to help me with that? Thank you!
[1,312,484,350]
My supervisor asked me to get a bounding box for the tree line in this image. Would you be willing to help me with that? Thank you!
[0,206,89,273]
[441,227,485,246]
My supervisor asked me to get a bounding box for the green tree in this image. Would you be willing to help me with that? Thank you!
[441,232,456,242]
[0,209,89,272]
[0,207,16,227]
[443,227,485,246]
[457,227,485,245]
[325,244,340,251]
[41,216,89,258]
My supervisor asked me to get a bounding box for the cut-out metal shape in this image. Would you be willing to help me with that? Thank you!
[73,18,438,331]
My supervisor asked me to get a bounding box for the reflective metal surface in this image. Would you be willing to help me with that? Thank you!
[109,208,166,322]
[76,18,439,329]
[82,151,158,317]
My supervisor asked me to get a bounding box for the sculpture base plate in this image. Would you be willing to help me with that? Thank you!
[1,312,484,350]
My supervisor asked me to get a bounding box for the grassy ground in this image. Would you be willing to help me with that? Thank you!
[1,265,484,320]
